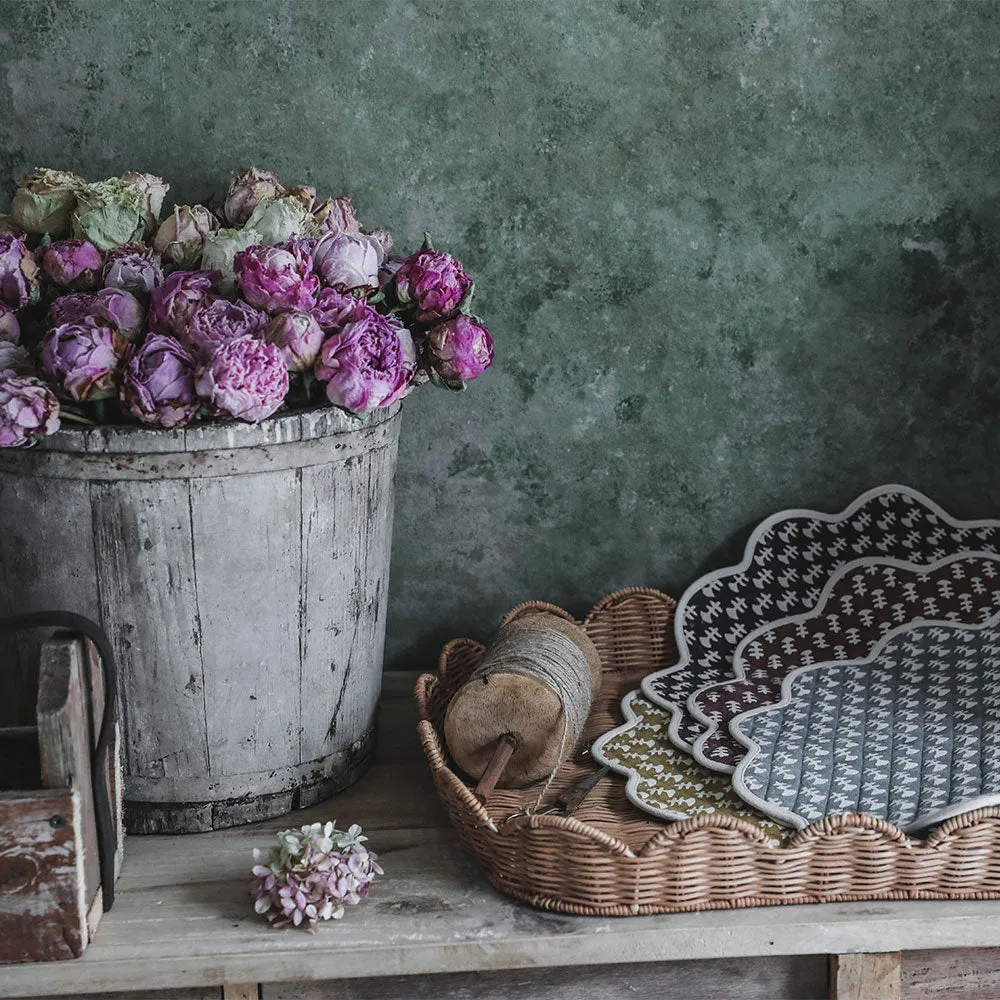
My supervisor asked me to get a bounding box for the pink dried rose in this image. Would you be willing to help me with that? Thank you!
[363,228,393,261]
[234,241,319,314]
[313,197,360,235]
[0,342,35,375]
[263,310,325,371]
[251,821,382,930]
[0,233,41,309]
[195,335,289,423]
[0,372,60,448]
[311,287,358,332]
[121,334,200,429]
[103,245,164,297]
[182,297,267,361]
[40,317,126,401]
[0,302,20,344]
[41,239,103,290]
[153,205,219,268]
[50,287,145,340]
[314,306,415,414]
[312,232,380,293]
[148,270,220,337]
[394,248,471,323]
[224,167,285,227]
[428,315,494,383]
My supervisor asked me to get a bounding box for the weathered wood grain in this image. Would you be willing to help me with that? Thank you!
[91,479,208,783]
[9,991,220,1000]
[903,948,1000,998]
[0,414,399,480]
[298,446,395,766]
[11,675,1000,997]
[830,952,901,999]
[190,468,301,780]
[0,475,98,726]
[36,637,100,922]
[0,405,402,833]
[264,956,829,999]
[0,789,84,963]
[221,987,259,1000]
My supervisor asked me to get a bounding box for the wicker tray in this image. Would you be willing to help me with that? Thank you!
[416,587,1000,915]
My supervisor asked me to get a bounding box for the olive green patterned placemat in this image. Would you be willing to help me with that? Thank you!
[592,689,791,846]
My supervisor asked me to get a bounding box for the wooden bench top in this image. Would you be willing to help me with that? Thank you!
[4,673,1000,998]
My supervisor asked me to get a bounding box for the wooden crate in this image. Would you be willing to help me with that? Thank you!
[0,636,123,963]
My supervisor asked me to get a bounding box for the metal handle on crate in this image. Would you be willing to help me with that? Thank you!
[0,611,119,911]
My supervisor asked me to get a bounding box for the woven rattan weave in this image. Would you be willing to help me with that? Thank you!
[416,587,1000,915]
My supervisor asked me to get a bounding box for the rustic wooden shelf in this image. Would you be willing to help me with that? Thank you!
[6,673,1000,1000]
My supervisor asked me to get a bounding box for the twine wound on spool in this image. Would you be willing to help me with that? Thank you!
[445,614,601,810]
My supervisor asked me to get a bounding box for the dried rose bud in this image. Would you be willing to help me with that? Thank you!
[224,167,285,227]
[10,168,85,237]
[121,171,170,234]
[428,314,494,384]
[0,234,41,309]
[312,233,380,293]
[72,178,148,250]
[313,197,360,235]
[245,196,317,245]
[234,241,318,313]
[315,306,415,414]
[263,310,325,371]
[121,334,200,429]
[41,239,103,290]
[0,372,60,448]
[40,317,127,401]
[182,297,267,361]
[148,270,219,337]
[394,247,471,323]
[153,205,219,268]
[195,335,289,423]
[103,245,164,298]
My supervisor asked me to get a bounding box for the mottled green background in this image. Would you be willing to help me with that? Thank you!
[2,0,999,668]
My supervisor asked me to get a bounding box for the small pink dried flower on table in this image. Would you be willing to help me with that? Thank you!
[251,821,382,930]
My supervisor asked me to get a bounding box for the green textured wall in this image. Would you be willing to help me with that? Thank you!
[2,0,999,668]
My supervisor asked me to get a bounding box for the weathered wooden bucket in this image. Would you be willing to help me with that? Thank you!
[0,403,401,833]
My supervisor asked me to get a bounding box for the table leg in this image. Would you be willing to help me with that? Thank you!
[221,986,260,1000]
[830,953,902,999]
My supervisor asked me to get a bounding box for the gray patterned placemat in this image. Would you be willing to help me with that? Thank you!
[730,615,1000,832]
[640,485,1000,755]
[688,553,1000,773]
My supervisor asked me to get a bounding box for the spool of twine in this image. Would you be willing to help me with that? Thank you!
[444,612,602,793]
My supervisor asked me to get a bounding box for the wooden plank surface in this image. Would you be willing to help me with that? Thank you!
[221,988,259,1000]
[264,956,829,999]
[190,471,301,783]
[10,991,219,1000]
[7,674,1000,996]
[36,638,100,921]
[830,952,901,998]
[91,479,209,783]
[0,789,85,963]
[298,447,394,765]
[0,475,99,726]
[903,948,1000,998]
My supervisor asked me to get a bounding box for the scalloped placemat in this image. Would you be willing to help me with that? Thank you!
[732,616,1000,832]
[640,484,1000,755]
[592,689,790,842]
